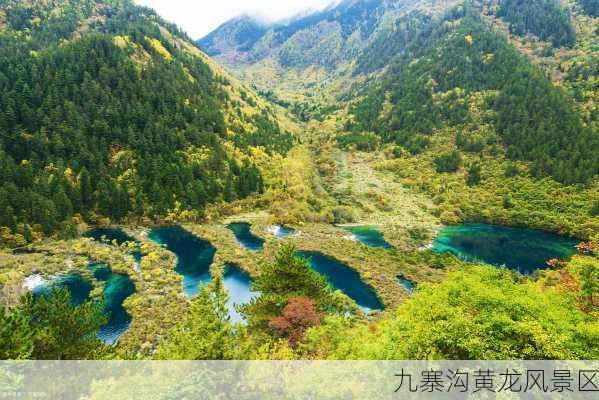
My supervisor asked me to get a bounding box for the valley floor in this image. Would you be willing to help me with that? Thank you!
[1,143,597,359]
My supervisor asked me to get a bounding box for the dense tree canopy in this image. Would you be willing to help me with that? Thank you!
[355,11,432,74]
[0,289,108,359]
[303,264,599,360]
[497,0,576,48]
[155,275,236,360]
[0,0,291,242]
[348,6,598,184]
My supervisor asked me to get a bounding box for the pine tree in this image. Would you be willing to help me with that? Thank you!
[0,305,33,359]
[241,244,339,329]
[0,290,108,360]
[466,163,482,186]
[23,289,108,360]
[155,274,235,360]
[52,190,73,222]
[580,263,598,310]
[434,150,462,173]
[78,167,92,211]
[223,174,236,202]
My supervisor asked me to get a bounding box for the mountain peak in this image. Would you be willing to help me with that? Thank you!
[198,0,403,66]
[197,13,270,57]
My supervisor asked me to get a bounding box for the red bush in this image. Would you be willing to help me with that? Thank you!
[268,296,322,346]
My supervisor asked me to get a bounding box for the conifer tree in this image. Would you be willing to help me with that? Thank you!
[23,289,108,360]
[155,274,235,360]
[0,305,33,359]
[466,163,482,186]
[0,289,108,360]
[580,263,598,310]
[242,244,339,329]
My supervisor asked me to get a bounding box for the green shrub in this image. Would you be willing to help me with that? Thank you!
[434,150,462,173]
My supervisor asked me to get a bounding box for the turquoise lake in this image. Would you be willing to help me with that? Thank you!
[297,251,383,313]
[344,225,392,249]
[39,272,93,305]
[90,264,136,344]
[227,223,264,251]
[149,226,216,297]
[432,224,579,274]
[223,264,257,323]
[34,268,135,344]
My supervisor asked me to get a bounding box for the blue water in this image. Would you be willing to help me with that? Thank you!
[397,275,416,295]
[35,267,135,344]
[87,228,142,262]
[270,225,296,239]
[91,263,112,281]
[297,251,383,313]
[86,228,136,246]
[34,272,93,305]
[344,226,392,249]
[223,265,258,323]
[432,224,579,274]
[227,223,264,251]
[97,272,135,344]
[149,226,216,297]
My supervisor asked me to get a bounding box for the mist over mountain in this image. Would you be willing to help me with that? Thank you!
[199,0,598,185]
[197,14,270,57]
[198,0,418,66]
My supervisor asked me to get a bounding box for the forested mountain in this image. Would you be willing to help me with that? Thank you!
[0,0,598,367]
[201,0,583,71]
[349,4,598,184]
[197,15,269,58]
[2,0,596,245]
[198,0,456,70]
[0,0,292,244]
[494,0,576,47]
[201,0,598,185]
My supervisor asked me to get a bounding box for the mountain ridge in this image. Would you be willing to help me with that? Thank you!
[199,0,598,185]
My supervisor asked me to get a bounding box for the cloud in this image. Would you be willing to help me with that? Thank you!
[135,0,335,39]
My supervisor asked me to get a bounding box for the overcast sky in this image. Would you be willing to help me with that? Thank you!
[135,0,335,39]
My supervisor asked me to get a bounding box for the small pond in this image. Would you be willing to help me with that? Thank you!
[33,267,135,344]
[297,251,383,313]
[397,275,416,295]
[432,224,579,274]
[343,225,392,249]
[227,223,265,251]
[267,225,296,239]
[222,264,258,324]
[36,272,93,305]
[149,226,215,297]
